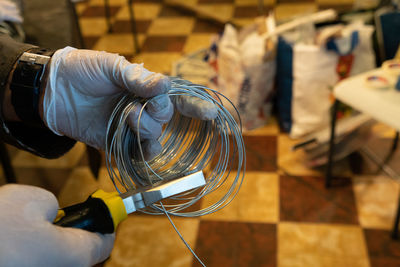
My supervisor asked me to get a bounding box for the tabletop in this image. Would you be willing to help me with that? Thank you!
[334,68,400,131]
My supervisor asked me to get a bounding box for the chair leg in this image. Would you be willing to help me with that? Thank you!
[325,100,339,188]
[128,0,140,54]
[0,142,16,183]
[104,0,113,33]
[68,0,86,48]
[392,194,400,239]
[86,145,102,179]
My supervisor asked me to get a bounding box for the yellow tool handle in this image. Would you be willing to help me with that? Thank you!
[54,190,127,234]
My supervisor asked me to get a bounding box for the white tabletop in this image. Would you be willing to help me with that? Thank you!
[334,69,400,131]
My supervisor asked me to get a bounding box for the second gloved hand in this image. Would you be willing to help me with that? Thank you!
[0,184,114,267]
[42,47,217,160]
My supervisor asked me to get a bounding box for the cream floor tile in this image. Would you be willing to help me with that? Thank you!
[147,17,195,36]
[279,254,369,267]
[57,167,99,207]
[105,216,199,267]
[353,175,400,230]
[201,172,279,223]
[115,3,162,20]
[183,33,213,54]
[93,33,145,54]
[97,167,121,192]
[12,142,85,168]
[278,222,369,267]
[353,0,379,9]
[57,166,118,207]
[234,0,276,6]
[232,18,256,27]
[278,134,322,176]
[275,3,318,22]
[80,17,109,36]
[133,52,182,74]
[75,2,89,16]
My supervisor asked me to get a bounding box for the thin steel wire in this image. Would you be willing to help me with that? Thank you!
[105,77,246,217]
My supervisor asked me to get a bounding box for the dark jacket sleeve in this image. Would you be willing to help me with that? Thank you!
[0,34,76,159]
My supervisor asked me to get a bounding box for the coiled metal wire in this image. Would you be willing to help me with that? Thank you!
[105,77,246,217]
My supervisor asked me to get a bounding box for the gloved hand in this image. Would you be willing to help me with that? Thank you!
[43,47,217,160]
[0,0,22,23]
[0,184,114,267]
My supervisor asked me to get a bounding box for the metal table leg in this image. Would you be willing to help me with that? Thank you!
[392,194,400,239]
[325,100,339,188]
[128,0,140,54]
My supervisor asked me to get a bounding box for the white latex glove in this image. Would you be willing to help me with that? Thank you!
[0,0,22,23]
[43,47,217,159]
[0,184,114,267]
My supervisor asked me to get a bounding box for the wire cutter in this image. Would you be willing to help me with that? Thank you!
[54,171,206,234]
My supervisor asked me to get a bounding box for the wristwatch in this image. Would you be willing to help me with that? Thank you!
[10,48,53,127]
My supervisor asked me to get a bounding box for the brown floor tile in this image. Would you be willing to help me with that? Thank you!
[81,5,121,17]
[280,175,359,224]
[194,221,276,267]
[158,5,194,17]
[277,0,314,2]
[112,19,152,33]
[198,0,234,3]
[83,36,100,49]
[364,228,400,267]
[235,0,276,5]
[233,5,271,18]
[244,135,277,172]
[141,36,187,52]
[12,143,86,168]
[131,0,162,2]
[192,20,224,33]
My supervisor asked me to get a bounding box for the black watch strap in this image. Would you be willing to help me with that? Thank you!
[10,48,54,128]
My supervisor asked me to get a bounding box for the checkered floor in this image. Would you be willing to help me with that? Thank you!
[2,0,400,266]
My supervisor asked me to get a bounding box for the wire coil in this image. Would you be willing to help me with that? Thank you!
[105,77,245,217]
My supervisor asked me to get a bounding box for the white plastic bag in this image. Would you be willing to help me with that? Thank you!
[286,21,375,138]
[211,15,277,131]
